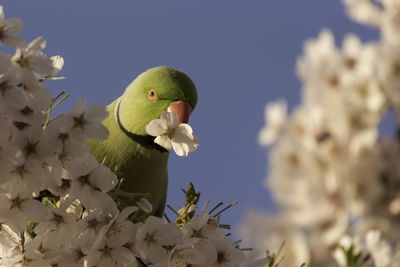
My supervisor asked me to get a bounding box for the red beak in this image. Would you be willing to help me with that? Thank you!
[167,101,192,123]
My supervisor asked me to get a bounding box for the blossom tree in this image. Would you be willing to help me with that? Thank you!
[240,0,400,266]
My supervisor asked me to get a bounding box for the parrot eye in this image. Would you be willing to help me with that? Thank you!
[147,88,158,101]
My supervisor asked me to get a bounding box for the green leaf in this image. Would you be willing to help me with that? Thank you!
[340,244,363,267]
[26,218,38,239]
[185,182,200,206]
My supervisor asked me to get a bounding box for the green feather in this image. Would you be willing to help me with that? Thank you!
[88,66,197,218]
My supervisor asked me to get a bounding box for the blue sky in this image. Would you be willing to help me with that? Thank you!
[4,1,378,239]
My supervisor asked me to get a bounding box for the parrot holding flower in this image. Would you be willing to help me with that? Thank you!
[88,66,198,217]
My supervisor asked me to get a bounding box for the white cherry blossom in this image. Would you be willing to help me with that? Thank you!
[58,97,109,142]
[10,37,55,88]
[167,238,205,267]
[33,204,77,242]
[0,6,26,48]
[135,216,182,264]
[64,154,118,213]
[105,206,138,248]
[146,111,199,157]
[0,192,48,234]
[193,235,245,267]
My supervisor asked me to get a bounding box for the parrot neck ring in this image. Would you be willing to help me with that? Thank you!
[115,98,168,153]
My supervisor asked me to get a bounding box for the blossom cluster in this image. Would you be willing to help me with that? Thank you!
[240,0,400,266]
[0,6,261,267]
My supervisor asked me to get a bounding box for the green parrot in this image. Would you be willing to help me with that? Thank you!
[88,66,198,218]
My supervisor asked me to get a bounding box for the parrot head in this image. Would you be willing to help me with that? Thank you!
[116,66,198,137]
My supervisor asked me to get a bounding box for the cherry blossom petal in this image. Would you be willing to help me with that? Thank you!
[146,119,167,136]
[154,135,172,151]
[160,111,179,129]
[5,18,23,37]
